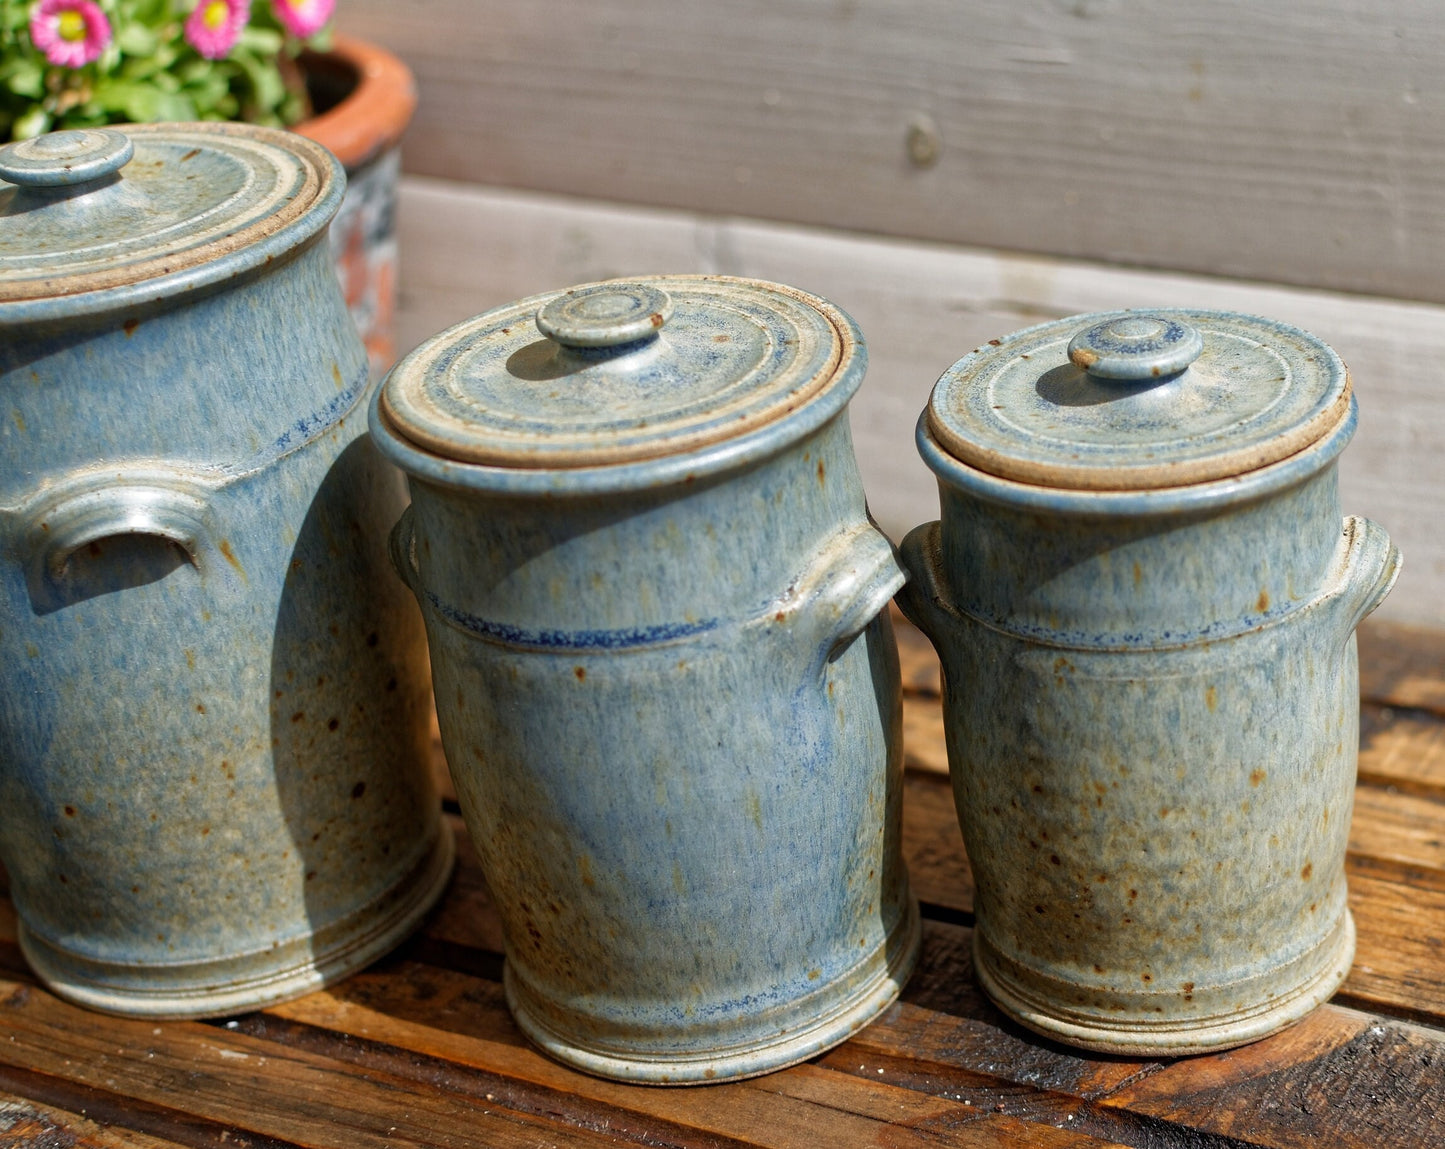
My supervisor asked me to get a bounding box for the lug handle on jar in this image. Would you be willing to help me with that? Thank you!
[772,521,906,673]
[388,504,420,594]
[895,520,954,643]
[31,479,211,583]
[1338,515,1401,636]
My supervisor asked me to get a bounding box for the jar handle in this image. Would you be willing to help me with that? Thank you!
[388,503,420,594]
[1337,515,1401,636]
[30,477,211,582]
[894,520,954,641]
[773,520,905,673]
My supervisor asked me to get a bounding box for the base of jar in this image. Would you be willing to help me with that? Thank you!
[974,908,1355,1057]
[506,898,922,1085]
[18,821,454,1019]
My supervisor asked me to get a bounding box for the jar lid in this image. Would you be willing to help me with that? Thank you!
[925,310,1352,491]
[0,123,340,313]
[379,276,854,469]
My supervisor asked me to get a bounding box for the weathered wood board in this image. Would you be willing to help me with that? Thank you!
[342,1,1445,307]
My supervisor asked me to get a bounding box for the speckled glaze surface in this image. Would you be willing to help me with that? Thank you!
[898,310,1400,1055]
[373,276,920,1084]
[0,125,450,1018]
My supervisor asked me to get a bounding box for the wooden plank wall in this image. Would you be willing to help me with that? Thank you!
[334,1,1445,626]
[344,0,1445,305]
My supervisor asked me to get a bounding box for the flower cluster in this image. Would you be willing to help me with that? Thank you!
[1,0,336,140]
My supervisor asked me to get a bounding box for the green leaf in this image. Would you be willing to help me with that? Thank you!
[237,25,284,56]
[116,21,160,58]
[12,104,51,138]
[231,46,285,114]
[91,78,197,122]
[2,57,44,99]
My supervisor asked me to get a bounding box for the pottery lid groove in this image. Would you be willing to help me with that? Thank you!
[380,276,856,469]
[0,123,341,310]
[926,309,1352,491]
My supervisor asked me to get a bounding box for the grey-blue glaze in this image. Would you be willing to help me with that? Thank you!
[899,323,1400,1055]
[0,128,451,1018]
[372,281,920,1084]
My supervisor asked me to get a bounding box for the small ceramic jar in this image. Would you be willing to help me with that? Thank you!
[371,276,920,1084]
[0,126,451,1017]
[898,311,1399,1055]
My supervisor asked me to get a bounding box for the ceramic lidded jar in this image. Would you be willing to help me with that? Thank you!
[898,311,1400,1055]
[371,276,921,1084]
[0,126,451,1017]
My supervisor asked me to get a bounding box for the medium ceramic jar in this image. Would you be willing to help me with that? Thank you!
[898,310,1400,1055]
[0,125,451,1017]
[372,276,921,1084]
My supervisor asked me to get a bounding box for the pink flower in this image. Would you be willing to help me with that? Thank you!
[271,0,333,39]
[185,0,250,60]
[29,0,111,68]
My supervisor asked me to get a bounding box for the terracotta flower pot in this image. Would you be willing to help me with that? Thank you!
[296,34,418,377]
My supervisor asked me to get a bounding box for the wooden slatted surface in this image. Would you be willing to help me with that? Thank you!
[1,616,1443,1147]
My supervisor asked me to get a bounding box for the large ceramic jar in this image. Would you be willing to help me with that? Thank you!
[372,277,921,1084]
[0,125,451,1017]
[898,311,1399,1055]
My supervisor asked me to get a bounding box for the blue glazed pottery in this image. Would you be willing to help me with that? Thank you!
[898,311,1400,1055]
[372,277,920,1084]
[0,126,452,1017]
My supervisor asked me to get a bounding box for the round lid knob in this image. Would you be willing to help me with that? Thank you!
[1067,314,1204,380]
[0,128,133,188]
[924,309,1353,491]
[536,283,674,348]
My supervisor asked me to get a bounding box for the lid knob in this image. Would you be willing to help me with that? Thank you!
[0,128,134,188]
[1067,314,1204,381]
[536,283,673,349]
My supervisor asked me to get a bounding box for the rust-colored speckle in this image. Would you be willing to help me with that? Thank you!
[775,611,786,622]
[195,704,205,714]
[1182,981,1194,994]
[180,148,200,161]
[122,318,140,337]
[578,854,595,888]
[63,806,75,817]
[713,334,731,343]
[807,968,821,981]
[1032,783,1043,794]
[574,666,586,681]
[218,539,247,581]
[1257,589,1271,613]
[1094,963,1105,974]
[1301,862,1313,880]
[1072,347,1098,368]
[201,825,210,836]
[1151,365,1162,377]
[1205,685,1217,712]
[306,871,317,882]
[1034,905,1046,914]
[816,459,826,484]
[328,718,339,731]
[1049,854,1061,866]
[352,782,366,799]
[291,711,305,723]
[332,362,343,389]
[988,339,1002,346]
[1250,768,1266,787]
[1128,888,1138,901]
[1141,972,1153,982]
